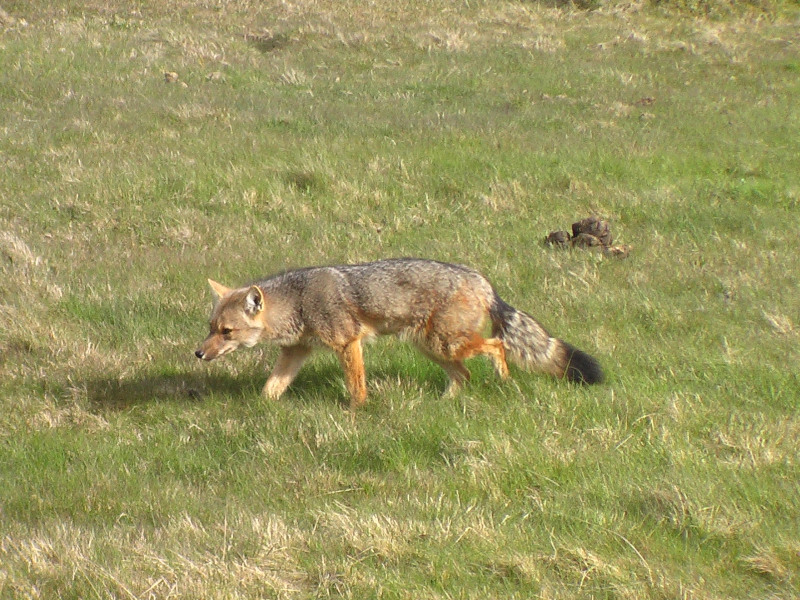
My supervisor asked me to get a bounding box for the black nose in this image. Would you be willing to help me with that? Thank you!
[195,350,204,359]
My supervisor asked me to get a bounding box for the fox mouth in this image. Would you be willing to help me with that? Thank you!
[194,344,237,361]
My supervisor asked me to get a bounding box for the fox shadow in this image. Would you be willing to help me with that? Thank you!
[85,362,439,412]
[85,370,250,411]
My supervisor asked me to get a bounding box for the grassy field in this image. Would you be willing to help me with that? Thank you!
[1,0,799,597]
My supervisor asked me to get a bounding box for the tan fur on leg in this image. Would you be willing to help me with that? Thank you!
[337,339,367,410]
[264,345,312,399]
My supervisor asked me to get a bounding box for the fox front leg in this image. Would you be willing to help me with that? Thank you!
[336,339,368,410]
[263,345,312,399]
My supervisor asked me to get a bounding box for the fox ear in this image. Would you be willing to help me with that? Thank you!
[208,279,231,302]
[244,285,265,316]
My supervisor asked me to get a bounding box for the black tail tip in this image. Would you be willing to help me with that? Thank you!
[564,344,604,385]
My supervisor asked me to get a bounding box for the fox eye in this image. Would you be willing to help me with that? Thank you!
[221,327,233,336]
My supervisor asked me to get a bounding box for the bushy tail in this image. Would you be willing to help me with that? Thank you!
[490,295,604,384]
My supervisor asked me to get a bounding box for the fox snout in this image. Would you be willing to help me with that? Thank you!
[194,344,216,361]
[194,334,229,361]
[195,329,258,361]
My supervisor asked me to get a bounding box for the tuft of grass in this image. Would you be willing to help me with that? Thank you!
[2,0,800,598]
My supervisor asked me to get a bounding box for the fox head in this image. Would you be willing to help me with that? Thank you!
[194,279,267,361]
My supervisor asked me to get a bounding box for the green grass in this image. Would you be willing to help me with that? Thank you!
[2,0,799,597]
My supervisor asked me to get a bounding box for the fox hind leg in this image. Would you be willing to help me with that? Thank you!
[420,332,510,395]
[479,337,510,380]
[427,356,471,397]
[450,335,510,380]
[422,293,510,392]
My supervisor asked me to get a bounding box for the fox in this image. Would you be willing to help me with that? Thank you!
[195,258,603,409]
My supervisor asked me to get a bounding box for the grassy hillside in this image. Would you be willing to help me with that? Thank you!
[1,1,799,598]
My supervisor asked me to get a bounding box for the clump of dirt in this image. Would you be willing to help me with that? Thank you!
[545,216,630,258]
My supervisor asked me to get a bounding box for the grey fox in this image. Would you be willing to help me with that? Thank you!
[195,258,603,409]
